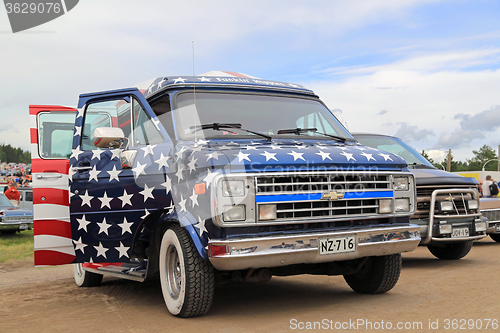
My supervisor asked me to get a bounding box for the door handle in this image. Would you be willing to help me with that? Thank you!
[36,174,63,180]
[71,166,92,171]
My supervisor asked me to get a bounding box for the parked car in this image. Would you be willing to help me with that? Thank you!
[353,133,486,260]
[0,193,34,234]
[478,198,500,242]
[17,187,33,210]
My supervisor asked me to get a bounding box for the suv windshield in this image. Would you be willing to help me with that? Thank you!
[173,92,354,141]
[354,134,434,167]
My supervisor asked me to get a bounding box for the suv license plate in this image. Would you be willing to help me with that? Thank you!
[495,224,500,233]
[452,227,469,238]
[19,224,28,230]
[319,236,356,255]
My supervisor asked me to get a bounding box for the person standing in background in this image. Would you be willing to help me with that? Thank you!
[4,182,20,207]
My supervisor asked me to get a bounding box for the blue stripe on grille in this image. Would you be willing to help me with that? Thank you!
[255,191,394,203]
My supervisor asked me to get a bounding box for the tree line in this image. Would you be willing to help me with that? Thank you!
[0,144,31,164]
[422,145,499,172]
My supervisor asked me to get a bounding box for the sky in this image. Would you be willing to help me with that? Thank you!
[2,0,500,163]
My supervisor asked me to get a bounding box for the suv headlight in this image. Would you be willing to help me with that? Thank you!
[393,177,409,191]
[222,180,245,197]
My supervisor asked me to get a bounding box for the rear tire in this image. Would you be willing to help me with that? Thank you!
[490,234,500,242]
[73,263,103,287]
[428,241,473,260]
[159,224,215,317]
[343,254,401,294]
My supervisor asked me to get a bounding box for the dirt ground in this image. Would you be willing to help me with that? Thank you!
[1,238,499,333]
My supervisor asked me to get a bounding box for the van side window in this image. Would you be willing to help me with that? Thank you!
[38,112,76,159]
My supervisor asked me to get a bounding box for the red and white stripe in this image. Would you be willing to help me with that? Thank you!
[30,105,77,266]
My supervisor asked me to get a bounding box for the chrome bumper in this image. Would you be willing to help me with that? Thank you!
[208,225,420,271]
[0,221,33,231]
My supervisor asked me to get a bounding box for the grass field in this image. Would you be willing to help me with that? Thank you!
[0,229,34,263]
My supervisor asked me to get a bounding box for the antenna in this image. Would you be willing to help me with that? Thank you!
[192,41,196,105]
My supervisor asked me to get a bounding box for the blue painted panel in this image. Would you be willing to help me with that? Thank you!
[255,190,394,203]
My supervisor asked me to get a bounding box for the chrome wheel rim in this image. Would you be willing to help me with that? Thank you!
[166,245,182,299]
[75,263,83,277]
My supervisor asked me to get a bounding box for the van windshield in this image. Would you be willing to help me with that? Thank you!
[173,92,354,141]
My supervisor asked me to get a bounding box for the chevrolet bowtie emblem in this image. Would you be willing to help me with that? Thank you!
[321,191,345,200]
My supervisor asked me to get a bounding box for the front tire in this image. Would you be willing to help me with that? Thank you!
[344,254,402,294]
[428,241,473,260]
[490,234,500,242]
[159,224,215,317]
[73,263,103,287]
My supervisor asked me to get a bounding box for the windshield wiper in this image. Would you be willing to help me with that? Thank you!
[190,123,272,141]
[277,127,347,142]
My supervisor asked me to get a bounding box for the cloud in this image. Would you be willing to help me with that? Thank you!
[434,105,500,149]
[378,110,389,115]
[0,125,19,134]
[394,122,433,142]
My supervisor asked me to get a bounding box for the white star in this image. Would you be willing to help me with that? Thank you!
[97,217,112,235]
[260,151,278,161]
[91,149,103,161]
[246,145,258,150]
[288,150,305,161]
[360,152,376,161]
[205,151,221,161]
[76,215,91,232]
[107,165,121,182]
[132,162,147,179]
[141,209,150,220]
[74,126,82,137]
[174,77,186,84]
[118,189,133,207]
[194,139,209,146]
[235,151,251,162]
[141,145,156,157]
[379,153,393,161]
[227,141,239,146]
[188,157,198,173]
[155,153,170,170]
[76,108,84,119]
[294,144,306,150]
[68,167,77,182]
[203,169,218,188]
[175,146,187,161]
[139,184,155,202]
[115,242,130,258]
[73,237,87,253]
[161,176,172,193]
[196,216,207,235]
[340,151,356,161]
[80,190,93,207]
[118,217,134,235]
[97,192,112,209]
[356,146,366,151]
[175,165,184,181]
[71,148,83,160]
[110,149,122,160]
[199,77,211,82]
[178,196,187,212]
[270,144,282,150]
[152,117,161,130]
[94,242,108,258]
[88,165,101,182]
[189,190,199,207]
[316,151,332,161]
[157,77,167,89]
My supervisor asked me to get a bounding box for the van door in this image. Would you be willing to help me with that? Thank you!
[70,88,172,263]
[30,105,77,266]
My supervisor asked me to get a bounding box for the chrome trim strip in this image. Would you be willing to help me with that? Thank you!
[430,235,486,242]
[208,225,420,270]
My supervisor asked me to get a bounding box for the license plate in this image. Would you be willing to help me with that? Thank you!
[452,227,469,238]
[19,224,28,230]
[495,224,500,233]
[319,236,356,255]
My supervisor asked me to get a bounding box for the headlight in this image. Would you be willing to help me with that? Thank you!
[475,222,487,232]
[439,201,454,212]
[439,224,452,234]
[395,198,410,212]
[379,199,392,214]
[222,180,245,197]
[259,204,276,221]
[393,177,409,191]
[467,200,479,210]
[223,205,246,222]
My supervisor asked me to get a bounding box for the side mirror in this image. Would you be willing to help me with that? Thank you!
[93,127,126,148]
